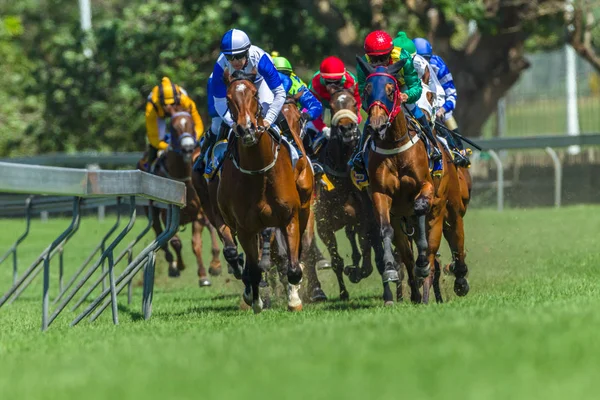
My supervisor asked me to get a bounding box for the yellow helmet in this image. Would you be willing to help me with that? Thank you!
[158,77,181,106]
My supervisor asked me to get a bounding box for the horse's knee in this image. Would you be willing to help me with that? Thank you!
[414,197,430,216]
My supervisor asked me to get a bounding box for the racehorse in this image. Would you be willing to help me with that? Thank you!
[313,87,382,300]
[137,105,221,287]
[415,67,473,301]
[357,56,458,305]
[217,69,308,313]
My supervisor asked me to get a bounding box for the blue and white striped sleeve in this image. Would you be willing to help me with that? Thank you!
[432,56,457,113]
[212,60,235,127]
[258,54,285,125]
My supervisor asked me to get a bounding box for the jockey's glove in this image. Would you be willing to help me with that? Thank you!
[300,112,311,124]
[322,126,331,139]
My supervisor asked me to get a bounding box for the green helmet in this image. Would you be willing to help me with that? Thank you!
[271,51,293,74]
[393,31,417,57]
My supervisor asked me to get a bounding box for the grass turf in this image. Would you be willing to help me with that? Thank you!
[0,205,599,399]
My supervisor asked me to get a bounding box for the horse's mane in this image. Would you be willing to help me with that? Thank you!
[231,70,256,82]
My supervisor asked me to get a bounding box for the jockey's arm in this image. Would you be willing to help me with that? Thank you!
[181,95,205,140]
[145,102,168,150]
[398,49,422,104]
[433,55,457,113]
[297,86,323,120]
[211,61,235,127]
[257,54,285,126]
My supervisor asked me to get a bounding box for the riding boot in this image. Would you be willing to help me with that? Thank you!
[417,115,442,162]
[146,145,158,173]
[448,127,471,168]
[194,130,216,174]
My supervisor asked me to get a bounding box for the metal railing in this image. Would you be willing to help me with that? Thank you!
[0,162,186,331]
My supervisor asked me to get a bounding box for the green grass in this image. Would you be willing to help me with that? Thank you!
[1,206,600,399]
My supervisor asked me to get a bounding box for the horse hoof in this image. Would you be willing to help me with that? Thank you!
[346,266,362,284]
[198,278,211,287]
[168,267,180,278]
[310,287,328,303]
[316,259,332,270]
[287,283,303,311]
[382,268,399,283]
[263,295,272,309]
[454,278,470,296]
[340,291,350,301]
[208,265,222,277]
[253,298,264,314]
[384,300,394,307]
[259,279,268,288]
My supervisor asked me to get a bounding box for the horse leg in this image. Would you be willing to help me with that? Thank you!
[283,211,303,286]
[301,208,327,303]
[152,208,177,278]
[192,220,211,287]
[273,228,302,311]
[393,219,421,304]
[343,224,363,284]
[422,205,445,304]
[371,192,397,305]
[318,222,348,301]
[206,218,222,276]
[238,230,263,314]
[414,183,434,283]
[443,206,470,296]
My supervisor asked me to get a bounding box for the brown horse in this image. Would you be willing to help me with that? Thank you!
[217,69,308,313]
[313,88,382,300]
[357,57,458,305]
[137,105,221,287]
[417,71,473,300]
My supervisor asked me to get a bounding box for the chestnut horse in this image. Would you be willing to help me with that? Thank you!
[357,57,464,304]
[137,105,221,287]
[217,69,308,313]
[418,70,473,300]
[313,88,382,300]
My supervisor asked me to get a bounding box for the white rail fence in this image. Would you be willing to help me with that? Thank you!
[0,162,186,331]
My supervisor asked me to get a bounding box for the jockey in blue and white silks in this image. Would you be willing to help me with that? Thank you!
[211,29,286,130]
[413,37,470,167]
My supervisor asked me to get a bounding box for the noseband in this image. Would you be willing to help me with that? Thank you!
[169,111,197,154]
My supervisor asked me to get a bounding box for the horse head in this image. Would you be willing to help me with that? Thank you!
[167,104,197,163]
[329,88,360,145]
[356,56,407,141]
[223,67,262,147]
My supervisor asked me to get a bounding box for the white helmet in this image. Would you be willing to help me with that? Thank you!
[220,29,251,55]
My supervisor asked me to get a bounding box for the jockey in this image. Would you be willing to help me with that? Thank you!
[413,37,470,167]
[271,51,324,155]
[350,30,441,175]
[308,56,362,151]
[211,29,285,133]
[144,77,204,170]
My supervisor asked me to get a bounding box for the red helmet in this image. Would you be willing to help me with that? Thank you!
[319,56,346,80]
[364,30,393,56]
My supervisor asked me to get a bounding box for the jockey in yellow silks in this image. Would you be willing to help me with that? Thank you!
[143,77,204,168]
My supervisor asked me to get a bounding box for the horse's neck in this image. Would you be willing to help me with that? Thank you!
[165,152,192,179]
[237,131,277,170]
[389,110,409,142]
[323,139,352,171]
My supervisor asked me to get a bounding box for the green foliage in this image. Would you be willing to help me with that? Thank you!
[0,0,588,156]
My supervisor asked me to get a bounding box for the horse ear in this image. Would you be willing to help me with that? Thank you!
[387,58,407,76]
[223,68,232,85]
[356,55,374,76]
